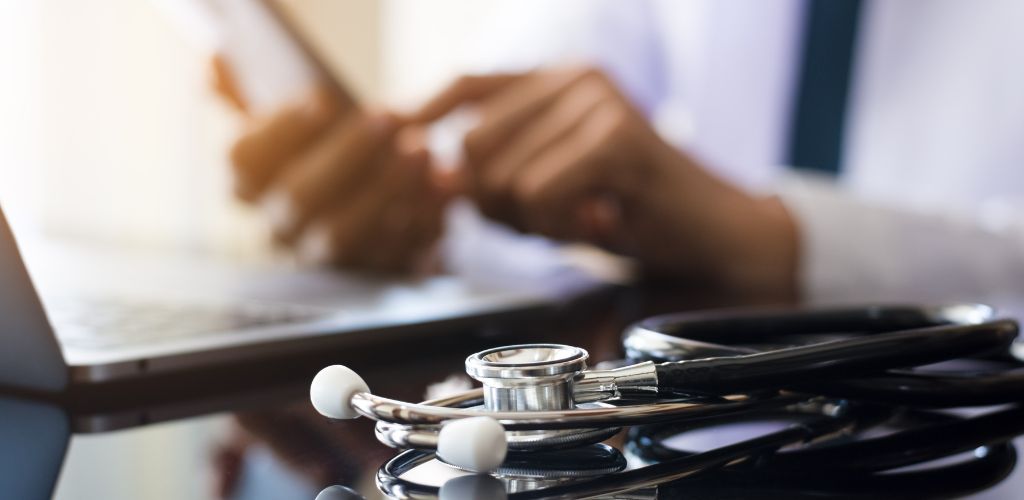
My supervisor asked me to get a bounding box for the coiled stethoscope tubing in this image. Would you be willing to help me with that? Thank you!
[310,304,1019,472]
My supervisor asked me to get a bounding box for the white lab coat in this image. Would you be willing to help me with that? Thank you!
[447,0,1024,313]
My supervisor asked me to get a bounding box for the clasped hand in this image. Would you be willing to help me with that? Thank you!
[216,62,797,298]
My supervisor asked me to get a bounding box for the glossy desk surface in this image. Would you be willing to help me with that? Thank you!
[4,289,1024,499]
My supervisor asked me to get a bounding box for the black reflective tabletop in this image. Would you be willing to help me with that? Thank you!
[6,290,1024,499]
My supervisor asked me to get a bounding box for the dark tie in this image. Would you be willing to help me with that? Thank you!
[786,0,865,175]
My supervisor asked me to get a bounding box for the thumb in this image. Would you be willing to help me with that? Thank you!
[405,73,522,123]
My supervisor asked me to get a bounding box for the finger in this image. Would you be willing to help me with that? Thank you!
[395,166,452,272]
[470,76,608,226]
[230,87,336,201]
[263,110,398,242]
[210,55,249,115]
[391,211,444,274]
[462,68,595,168]
[356,164,446,273]
[294,147,423,268]
[362,204,417,272]
[407,73,521,123]
[511,102,627,240]
[399,183,449,272]
[348,127,444,271]
[355,126,447,272]
[385,125,452,268]
[359,151,433,271]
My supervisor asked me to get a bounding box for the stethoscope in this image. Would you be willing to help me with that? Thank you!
[309,303,1022,473]
[362,404,1024,500]
[619,403,1024,499]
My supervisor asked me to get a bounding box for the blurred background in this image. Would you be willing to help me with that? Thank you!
[4,2,1024,499]
[0,3,501,498]
[0,0,498,260]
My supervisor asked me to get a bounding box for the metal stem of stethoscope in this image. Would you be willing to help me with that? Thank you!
[352,389,780,429]
[310,344,788,471]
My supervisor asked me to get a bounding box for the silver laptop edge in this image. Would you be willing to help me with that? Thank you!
[0,204,577,391]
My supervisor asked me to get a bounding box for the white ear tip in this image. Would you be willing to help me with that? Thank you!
[310,365,370,419]
[436,416,508,473]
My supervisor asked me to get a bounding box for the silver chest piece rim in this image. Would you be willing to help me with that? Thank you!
[466,344,590,412]
[462,343,619,453]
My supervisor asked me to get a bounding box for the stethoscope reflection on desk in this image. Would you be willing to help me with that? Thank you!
[309,304,1024,497]
[361,403,1024,499]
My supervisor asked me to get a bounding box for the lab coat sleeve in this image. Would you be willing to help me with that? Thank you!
[778,173,1024,314]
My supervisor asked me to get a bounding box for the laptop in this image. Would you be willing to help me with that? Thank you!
[0,204,608,392]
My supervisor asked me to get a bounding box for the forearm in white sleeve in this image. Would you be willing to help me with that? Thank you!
[778,174,1024,312]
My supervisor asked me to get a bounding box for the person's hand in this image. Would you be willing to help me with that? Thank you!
[211,57,448,273]
[413,67,799,298]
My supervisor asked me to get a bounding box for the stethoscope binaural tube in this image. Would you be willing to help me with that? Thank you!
[624,304,1024,405]
[651,320,1017,395]
[623,303,999,362]
[794,364,1024,407]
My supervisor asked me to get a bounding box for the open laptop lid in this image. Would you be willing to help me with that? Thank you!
[0,204,68,391]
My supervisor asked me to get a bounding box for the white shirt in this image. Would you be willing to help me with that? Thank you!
[454,0,1024,314]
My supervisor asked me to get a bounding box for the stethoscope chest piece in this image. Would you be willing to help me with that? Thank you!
[462,344,621,453]
[466,344,589,412]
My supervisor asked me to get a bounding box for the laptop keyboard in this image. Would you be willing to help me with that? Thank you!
[47,297,330,348]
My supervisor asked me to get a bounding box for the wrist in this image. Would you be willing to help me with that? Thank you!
[718,195,800,302]
[643,143,800,301]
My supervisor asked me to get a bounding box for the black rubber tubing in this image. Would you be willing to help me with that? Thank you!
[654,319,1019,395]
